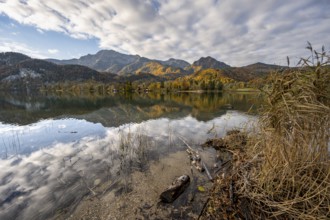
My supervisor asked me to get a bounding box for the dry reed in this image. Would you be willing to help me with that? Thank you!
[203,45,330,219]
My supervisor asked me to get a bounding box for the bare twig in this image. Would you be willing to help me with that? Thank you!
[202,162,213,181]
[198,197,210,220]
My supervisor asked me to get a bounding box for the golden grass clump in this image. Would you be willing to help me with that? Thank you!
[202,45,330,219]
[241,46,330,219]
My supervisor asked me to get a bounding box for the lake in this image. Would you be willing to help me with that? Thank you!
[0,91,261,219]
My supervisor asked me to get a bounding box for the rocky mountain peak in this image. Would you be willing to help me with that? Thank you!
[192,56,230,69]
[161,58,190,69]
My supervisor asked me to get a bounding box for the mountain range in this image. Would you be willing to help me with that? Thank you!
[47,50,286,81]
[47,50,191,75]
[0,50,286,90]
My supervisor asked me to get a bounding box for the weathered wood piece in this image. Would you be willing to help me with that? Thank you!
[160,175,190,203]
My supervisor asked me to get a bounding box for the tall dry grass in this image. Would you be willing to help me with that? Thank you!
[202,45,330,219]
[236,45,330,219]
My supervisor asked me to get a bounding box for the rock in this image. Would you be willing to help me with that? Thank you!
[160,175,190,203]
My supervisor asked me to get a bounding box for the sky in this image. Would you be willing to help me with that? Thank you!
[0,0,329,66]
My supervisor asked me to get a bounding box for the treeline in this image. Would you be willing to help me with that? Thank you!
[40,77,230,94]
[40,78,266,96]
[40,68,263,94]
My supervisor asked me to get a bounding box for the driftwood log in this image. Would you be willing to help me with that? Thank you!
[160,175,190,203]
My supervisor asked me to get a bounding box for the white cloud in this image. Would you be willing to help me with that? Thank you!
[0,0,329,66]
[36,28,44,34]
[47,48,59,54]
[0,38,47,58]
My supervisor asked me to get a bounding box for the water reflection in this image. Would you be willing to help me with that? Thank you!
[0,92,262,125]
[0,91,261,219]
[0,119,106,159]
[0,111,256,220]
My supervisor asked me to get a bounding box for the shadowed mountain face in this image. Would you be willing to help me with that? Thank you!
[183,56,232,74]
[0,53,115,91]
[161,58,190,69]
[220,62,286,81]
[49,50,140,73]
[0,52,31,66]
[192,56,231,69]
[242,62,285,73]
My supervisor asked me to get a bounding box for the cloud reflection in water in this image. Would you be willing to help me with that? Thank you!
[0,111,256,220]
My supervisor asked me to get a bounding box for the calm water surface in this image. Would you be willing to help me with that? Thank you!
[0,92,261,219]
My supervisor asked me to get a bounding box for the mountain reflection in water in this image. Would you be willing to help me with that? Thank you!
[0,92,260,219]
[0,91,262,125]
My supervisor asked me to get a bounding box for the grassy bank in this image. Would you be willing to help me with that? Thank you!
[202,48,330,219]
